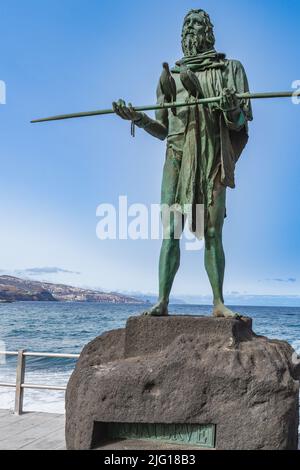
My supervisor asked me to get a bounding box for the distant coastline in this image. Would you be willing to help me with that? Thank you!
[1,275,299,307]
[0,275,142,304]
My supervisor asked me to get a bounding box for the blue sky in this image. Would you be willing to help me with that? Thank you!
[0,0,299,301]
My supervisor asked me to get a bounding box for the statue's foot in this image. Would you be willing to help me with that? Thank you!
[213,303,242,319]
[142,301,169,317]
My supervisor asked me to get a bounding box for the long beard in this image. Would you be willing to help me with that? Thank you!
[182,33,205,57]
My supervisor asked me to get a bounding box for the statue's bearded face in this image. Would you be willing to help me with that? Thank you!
[182,13,210,56]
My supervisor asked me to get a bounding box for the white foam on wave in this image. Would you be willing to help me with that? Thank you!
[0,388,65,414]
[1,333,299,415]
[292,340,300,354]
[0,367,71,414]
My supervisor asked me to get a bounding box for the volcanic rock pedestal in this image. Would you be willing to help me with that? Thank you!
[65,315,300,450]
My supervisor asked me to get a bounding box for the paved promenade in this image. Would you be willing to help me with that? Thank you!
[0,409,65,450]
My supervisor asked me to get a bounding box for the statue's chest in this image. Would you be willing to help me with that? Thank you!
[167,69,224,136]
[172,69,224,101]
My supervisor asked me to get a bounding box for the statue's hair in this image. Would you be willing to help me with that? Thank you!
[182,9,215,49]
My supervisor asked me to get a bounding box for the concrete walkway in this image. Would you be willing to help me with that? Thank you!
[0,409,65,450]
[0,410,205,450]
[1,410,297,450]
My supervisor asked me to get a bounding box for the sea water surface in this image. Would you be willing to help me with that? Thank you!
[0,302,299,414]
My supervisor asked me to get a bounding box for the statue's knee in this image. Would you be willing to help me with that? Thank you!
[163,229,180,241]
[162,224,172,240]
[163,222,182,240]
[205,226,221,240]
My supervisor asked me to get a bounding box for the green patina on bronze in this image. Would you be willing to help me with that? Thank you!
[33,9,254,319]
[105,422,216,448]
[131,9,253,319]
[33,9,298,320]
[31,91,294,123]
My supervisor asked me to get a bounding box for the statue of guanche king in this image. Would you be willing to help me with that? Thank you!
[113,8,253,318]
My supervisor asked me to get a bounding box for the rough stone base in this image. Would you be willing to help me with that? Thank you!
[66,315,300,450]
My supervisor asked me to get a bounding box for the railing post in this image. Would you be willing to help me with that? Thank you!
[14,349,26,415]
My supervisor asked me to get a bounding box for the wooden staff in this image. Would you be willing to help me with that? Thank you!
[31,91,298,124]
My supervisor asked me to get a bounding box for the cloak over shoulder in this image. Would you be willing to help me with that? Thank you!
[156,50,253,213]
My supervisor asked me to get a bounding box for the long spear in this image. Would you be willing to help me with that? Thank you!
[31,91,298,124]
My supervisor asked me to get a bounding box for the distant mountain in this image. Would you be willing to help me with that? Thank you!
[120,291,186,305]
[175,294,300,308]
[0,276,142,303]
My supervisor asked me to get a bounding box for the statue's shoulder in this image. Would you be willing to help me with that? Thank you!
[224,58,247,73]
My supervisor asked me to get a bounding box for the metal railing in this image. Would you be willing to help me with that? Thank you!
[0,350,80,415]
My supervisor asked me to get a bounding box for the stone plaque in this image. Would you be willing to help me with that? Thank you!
[105,423,216,448]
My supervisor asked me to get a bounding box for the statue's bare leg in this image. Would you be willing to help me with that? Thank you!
[143,211,185,316]
[205,173,241,318]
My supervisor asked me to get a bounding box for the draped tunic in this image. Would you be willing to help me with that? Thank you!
[156,52,253,230]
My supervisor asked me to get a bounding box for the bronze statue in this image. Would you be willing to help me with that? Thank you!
[112,9,253,317]
[32,10,297,318]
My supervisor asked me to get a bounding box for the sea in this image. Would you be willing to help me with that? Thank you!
[0,302,299,414]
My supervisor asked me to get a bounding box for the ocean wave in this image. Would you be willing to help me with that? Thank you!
[0,368,71,414]
[0,303,299,414]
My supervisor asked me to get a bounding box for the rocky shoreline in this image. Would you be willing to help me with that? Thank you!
[0,275,141,304]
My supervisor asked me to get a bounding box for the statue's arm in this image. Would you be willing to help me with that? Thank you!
[134,82,169,141]
[112,82,169,141]
[221,61,253,132]
[222,99,247,132]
